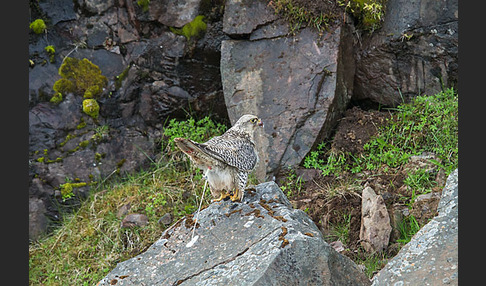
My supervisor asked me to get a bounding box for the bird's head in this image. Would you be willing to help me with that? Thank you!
[232,114,264,135]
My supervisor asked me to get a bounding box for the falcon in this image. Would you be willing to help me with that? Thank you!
[174,114,263,202]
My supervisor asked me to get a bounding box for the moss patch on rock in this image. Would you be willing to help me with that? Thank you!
[82,99,100,119]
[170,15,207,41]
[52,57,107,101]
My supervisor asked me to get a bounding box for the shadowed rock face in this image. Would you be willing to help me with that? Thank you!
[372,169,458,285]
[353,0,458,106]
[98,182,371,286]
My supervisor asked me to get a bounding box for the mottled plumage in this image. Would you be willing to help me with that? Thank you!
[174,114,263,202]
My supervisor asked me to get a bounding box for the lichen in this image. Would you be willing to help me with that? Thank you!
[30,19,46,34]
[170,15,207,41]
[82,99,100,119]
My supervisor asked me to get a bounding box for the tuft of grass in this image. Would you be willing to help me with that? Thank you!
[268,0,334,35]
[29,116,227,285]
[326,213,352,245]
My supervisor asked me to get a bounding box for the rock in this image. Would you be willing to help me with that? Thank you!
[29,198,48,240]
[372,169,458,285]
[359,186,392,253]
[353,0,458,106]
[117,203,131,219]
[77,0,114,15]
[158,213,173,226]
[29,0,229,240]
[38,0,76,26]
[221,22,355,180]
[149,0,202,28]
[330,240,346,253]
[121,214,149,228]
[98,182,371,285]
[223,0,279,35]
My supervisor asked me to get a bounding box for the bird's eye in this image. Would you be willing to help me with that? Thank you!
[250,118,257,124]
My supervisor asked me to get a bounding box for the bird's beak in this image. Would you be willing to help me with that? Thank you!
[257,119,264,127]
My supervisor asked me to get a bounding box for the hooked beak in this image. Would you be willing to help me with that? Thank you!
[257,119,264,127]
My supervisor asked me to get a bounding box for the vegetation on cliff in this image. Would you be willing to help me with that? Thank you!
[29,89,458,284]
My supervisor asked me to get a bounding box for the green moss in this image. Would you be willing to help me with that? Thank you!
[30,19,46,34]
[137,0,150,12]
[59,134,76,147]
[57,57,107,97]
[82,99,100,119]
[115,66,130,90]
[76,118,87,130]
[44,45,56,63]
[170,15,207,41]
[60,182,87,200]
[50,92,63,104]
[53,78,75,95]
[78,139,90,148]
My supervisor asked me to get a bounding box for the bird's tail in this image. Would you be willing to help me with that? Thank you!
[174,138,219,167]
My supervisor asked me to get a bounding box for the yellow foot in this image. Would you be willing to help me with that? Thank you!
[230,190,242,202]
[213,192,230,202]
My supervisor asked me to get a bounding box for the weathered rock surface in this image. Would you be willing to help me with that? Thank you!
[372,169,458,285]
[29,0,229,240]
[353,0,458,106]
[221,1,355,179]
[360,186,392,253]
[98,182,371,285]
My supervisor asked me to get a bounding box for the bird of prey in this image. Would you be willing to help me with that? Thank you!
[174,114,263,202]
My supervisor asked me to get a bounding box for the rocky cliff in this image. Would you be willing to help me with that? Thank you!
[29,0,458,244]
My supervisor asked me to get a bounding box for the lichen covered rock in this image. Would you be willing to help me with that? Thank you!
[98,182,371,285]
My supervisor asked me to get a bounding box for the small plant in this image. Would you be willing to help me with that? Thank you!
[326,213,352,245]
[339,0,387,32]
[163,116,227,153]
[396,214,420,245]
[137,0,150,12]
[279,167,304,198]
[30,19,47,34]
[145,193,168,217]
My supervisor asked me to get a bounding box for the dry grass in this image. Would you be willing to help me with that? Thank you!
[29,158,212,285]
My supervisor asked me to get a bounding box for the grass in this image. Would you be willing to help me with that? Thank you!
[304,87,458,178]
[29,116,227,285]
[303,87,458,278]
[268,0,335,35]
[30,88,458,283]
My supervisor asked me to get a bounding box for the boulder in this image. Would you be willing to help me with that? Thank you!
[221,3,355,179]
[359,186,392,253]
[98,182,371,285]
[353,0,458,106]
[372,169,458,285]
